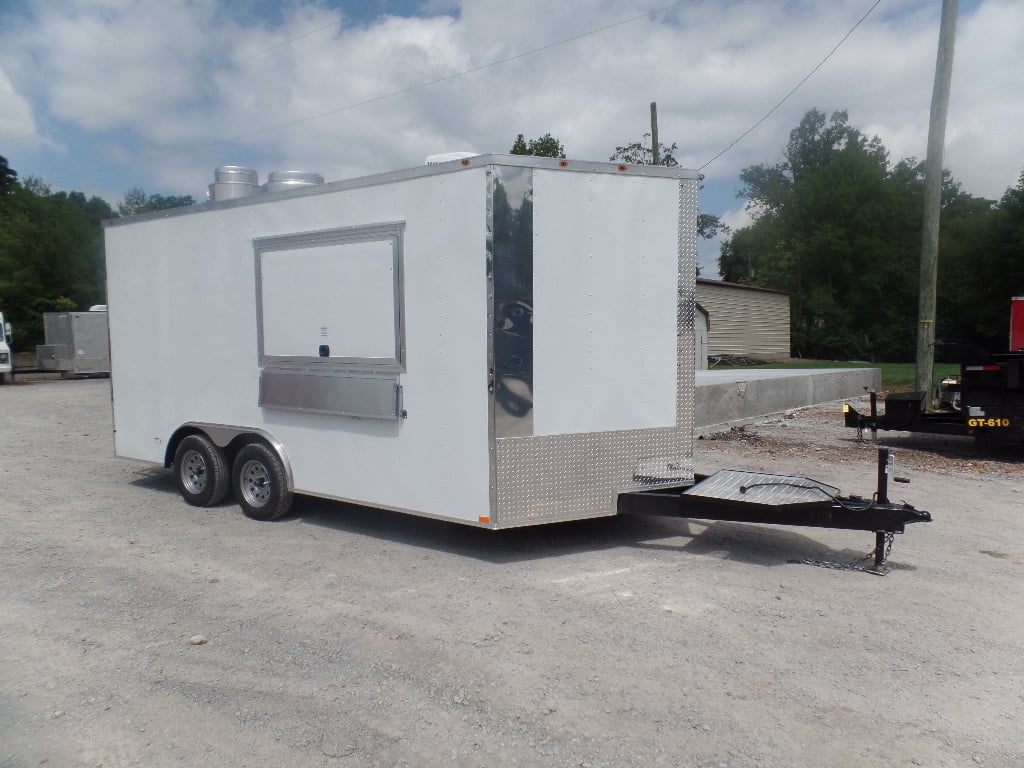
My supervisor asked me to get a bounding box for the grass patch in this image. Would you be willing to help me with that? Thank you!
[746,360,960,391]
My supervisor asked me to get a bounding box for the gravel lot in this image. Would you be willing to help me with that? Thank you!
[2,378,1021,767]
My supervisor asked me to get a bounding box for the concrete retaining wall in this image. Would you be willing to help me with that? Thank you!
[695,367,880,431]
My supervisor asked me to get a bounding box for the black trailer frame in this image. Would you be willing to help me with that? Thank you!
[619,449,931,567]
[844,350,1024,443]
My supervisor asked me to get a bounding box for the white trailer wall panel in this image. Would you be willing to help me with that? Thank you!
[108,170,490,522]
[106,156,698,528]
[532,170,680,436]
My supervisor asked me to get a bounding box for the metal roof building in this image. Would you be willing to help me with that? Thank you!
[695,279,790,360]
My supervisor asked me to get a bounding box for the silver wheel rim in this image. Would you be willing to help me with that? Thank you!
[180,449,208,495]
[239,459,271,508]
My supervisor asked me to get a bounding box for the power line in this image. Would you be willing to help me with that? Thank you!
[697,0,882,172]
[45,2,690,183]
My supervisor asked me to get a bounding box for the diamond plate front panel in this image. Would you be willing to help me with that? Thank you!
[493,177,698,527]
[494,427,689,525]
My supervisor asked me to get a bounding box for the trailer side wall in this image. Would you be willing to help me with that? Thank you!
[108,169,492,523]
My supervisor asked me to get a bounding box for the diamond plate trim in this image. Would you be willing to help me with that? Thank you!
[685,470,841,505]
[494,427,687,525]
[677,177,697,432]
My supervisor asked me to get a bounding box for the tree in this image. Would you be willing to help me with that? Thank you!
[21,176,51,196]
[697,213,728,243]
[609,133,679,167]
[0,160,116,346]
[118,187,195,217]
[719,108,997,361]
[722,111,915,358]
[937,170,1023,350]
[510,133,565,158]
[0,155,17,196]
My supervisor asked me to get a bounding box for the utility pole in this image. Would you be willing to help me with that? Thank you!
[650,102,660,165]
[915,0,958,401]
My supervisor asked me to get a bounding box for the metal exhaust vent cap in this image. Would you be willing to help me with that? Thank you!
[263,170,324,193]
[214,166,259,184]
[209,182,260,201]
[209,166,260,202]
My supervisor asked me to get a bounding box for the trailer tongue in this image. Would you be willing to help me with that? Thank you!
[844,353,1024,443]
[619,448,931,568]
[844,312,1024,443]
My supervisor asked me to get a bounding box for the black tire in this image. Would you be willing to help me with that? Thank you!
[174,434,230,507]
[232,442,293,521]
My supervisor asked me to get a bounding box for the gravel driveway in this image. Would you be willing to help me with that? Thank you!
[1,379,1021,767]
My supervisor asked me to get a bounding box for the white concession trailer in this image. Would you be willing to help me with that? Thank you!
[105,155,700,525]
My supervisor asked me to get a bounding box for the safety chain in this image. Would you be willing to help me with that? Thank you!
[788,533,896,576]
[790,558,889,576]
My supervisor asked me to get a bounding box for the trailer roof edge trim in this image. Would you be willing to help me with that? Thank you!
[103,154,701,228]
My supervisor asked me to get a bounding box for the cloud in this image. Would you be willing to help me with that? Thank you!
[0,67,38,147]
[0,0,1020,207]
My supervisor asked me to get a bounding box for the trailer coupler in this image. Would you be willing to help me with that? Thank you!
[618,449,931,568]
[843,391,880,441]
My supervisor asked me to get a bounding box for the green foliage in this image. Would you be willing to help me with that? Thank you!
[118,187,195,216]
[719,109,1006,361]
[509,133,565,158]
[697,212,728,242]
[21,176,50,196]
[0,156,17,195]
[609,133,678,167]
[936,171,1023,350]
[0,180,113,345]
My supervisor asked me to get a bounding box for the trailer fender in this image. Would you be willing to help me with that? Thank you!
[166,423,295,492]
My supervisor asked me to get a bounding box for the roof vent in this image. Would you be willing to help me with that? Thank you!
[209,166,259,201]
[263,170,324,193]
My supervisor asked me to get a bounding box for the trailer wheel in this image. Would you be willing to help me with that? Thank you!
[174,434,230,507]
[232,443,293,521]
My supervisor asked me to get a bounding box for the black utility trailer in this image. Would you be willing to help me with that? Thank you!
[844,350,1024,443]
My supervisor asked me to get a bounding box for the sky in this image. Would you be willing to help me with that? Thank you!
[0,0,1020,277]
